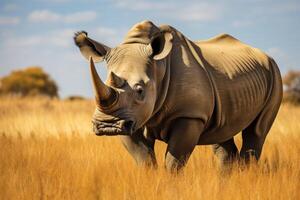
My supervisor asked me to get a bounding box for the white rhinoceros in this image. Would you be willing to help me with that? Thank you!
[74,20,282,171]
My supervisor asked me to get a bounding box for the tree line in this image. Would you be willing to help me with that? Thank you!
[1,66,300,104]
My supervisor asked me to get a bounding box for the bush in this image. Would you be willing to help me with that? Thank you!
[283,70,300,87]
[65,95,86,101]
[0,67,58,98]
[283,91,300,105]
[283,70,300,105]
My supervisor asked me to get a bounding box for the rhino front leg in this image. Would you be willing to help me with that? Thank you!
[165,118,204,172]
[119,128,157,167]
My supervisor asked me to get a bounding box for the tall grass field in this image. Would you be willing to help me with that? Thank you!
[0,97,299,199]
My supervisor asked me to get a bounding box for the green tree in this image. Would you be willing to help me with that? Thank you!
[0,67,58,97]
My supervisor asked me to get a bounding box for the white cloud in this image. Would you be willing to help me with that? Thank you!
[0,16,20,25]
[28,10,60,23]
[174,3,222,22]
[14,27,123,49]
[63,11,97,23]
[28,10,97,23]
[3,26,123,48]
[4,29,75,48]
[113,0,222,22]
[114,0,169,11]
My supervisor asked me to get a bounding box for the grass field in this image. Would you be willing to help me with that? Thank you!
[0,97,299,199]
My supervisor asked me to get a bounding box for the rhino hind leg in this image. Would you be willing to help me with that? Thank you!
[240,125,266,163]
[240,100,281,163]
[240,61,282,163]
[212,138,239,168]
[119,128,157,167]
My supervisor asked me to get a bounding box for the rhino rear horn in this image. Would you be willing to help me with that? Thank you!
[108,72,125,88]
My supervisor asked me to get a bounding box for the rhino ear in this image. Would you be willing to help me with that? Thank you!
[149,31,173,60]
[74,31,110,62]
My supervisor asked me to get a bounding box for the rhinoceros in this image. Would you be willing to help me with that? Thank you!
[74,20,282,171]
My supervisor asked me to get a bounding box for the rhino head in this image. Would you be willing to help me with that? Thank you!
[74,21,173,136]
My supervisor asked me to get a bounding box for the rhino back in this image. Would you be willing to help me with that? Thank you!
[195,34,275,143]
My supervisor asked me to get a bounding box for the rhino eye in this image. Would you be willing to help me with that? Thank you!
[134,84,145,100]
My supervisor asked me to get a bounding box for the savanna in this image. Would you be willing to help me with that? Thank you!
[0,97,299,199]
[1,0,299,199]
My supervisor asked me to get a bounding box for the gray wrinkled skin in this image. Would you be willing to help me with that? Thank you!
[74,20,282,172]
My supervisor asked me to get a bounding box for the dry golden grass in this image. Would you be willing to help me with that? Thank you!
[0,97,299,199]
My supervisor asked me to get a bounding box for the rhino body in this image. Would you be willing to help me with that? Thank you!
[74,21,282,171]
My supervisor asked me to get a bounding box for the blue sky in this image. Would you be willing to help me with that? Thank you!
[0,0,299,97]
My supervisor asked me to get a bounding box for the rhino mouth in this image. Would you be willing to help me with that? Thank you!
[92,119,136,136]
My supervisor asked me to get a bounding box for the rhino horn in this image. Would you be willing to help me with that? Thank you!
[108,71,125,88]
[89,57,118,108]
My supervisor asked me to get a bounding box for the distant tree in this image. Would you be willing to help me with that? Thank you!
[283,70,300,87]
[0,67,58,97]
[65,95,85,101]
[283,70,300,104]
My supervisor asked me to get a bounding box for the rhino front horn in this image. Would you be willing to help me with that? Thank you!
[89,57,118,108]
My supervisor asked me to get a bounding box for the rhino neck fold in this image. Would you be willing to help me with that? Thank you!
[146,28,216,133]
[151,54,171,116]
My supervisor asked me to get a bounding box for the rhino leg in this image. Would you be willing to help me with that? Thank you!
[240,121,268,163]
[240,128,265,163]
[165,118,204,172]
[240,64,282,163]
[212,138,239,168]
[119,128,157,167]
[240,105,279,163]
